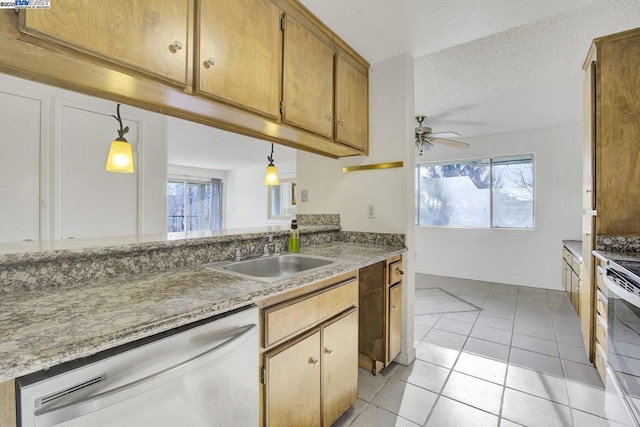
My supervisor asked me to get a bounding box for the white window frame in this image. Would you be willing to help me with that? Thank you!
[415,154,535,230]
[167,177,215,232]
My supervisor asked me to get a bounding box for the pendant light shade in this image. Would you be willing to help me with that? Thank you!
[264,143,279,186]
[105,140,134,173]
[105,104,134,174]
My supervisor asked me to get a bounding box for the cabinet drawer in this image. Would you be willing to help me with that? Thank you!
[388,260,404,285]
[571,257,582,275]
[596,315,607,352]
[263,278,358,348]
[595,341,607,385]
[596,290,608,318]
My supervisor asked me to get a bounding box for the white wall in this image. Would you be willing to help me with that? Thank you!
[297,54,417,364]
[415,125,582,289]
[226,160,295,229]
[0,73,168,242]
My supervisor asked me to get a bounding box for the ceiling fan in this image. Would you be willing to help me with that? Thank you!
[415,115,470,155]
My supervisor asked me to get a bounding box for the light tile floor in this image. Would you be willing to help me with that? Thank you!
[334,274,609,427]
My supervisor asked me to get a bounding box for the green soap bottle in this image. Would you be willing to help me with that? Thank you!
[288,219,300,253]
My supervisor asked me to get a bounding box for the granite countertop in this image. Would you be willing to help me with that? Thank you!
[0,242,405,382]
[593,249,640,264]
[563,239,582,262]
[0,225,339,264]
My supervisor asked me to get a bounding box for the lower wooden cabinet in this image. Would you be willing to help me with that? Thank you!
[388,283,403,363]
[265,331,322,426]
[259,273,359,427]
[321,310,358,426]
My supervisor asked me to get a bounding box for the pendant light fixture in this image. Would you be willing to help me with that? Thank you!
[105,104,134,173]
[264,143,279,186]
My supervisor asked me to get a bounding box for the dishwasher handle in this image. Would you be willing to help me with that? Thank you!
[35,323,257,426]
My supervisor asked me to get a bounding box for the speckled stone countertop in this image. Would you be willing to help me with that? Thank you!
[0,242,405,382]
[562,240,582,262]
[0,225,338,264]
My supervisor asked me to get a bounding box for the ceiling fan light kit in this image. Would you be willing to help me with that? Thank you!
[414,115,470,155]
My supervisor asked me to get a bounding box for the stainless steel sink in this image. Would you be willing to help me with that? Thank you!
[202,254,339,282]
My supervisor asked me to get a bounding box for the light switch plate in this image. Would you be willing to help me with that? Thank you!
[367,204,375,219]
[301,189,308,203]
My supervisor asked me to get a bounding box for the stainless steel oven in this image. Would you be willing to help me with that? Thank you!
[603,261,640,427]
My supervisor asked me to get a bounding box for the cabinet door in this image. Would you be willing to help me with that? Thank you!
[388,283,403,363]
[282,15,334,138]
[197,0,281,119]
[581,213,595,360]
[265,332,321,427]
[322,309,358,426]
[335,55,368,152]
[20,0,191,86]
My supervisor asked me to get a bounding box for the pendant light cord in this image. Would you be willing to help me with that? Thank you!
[267,143,275,166]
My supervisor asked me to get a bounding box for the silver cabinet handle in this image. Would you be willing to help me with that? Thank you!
[392,304,398,311]
[308,358,319,367]
[328,114,333,120]
[204,57,215,68]
[339,119,345,125]
[168,41,183,54]
[324,348,334,356]
[35,324,257,426]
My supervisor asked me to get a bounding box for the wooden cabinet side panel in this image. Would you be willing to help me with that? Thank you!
[388,283,403,362]
[0,379,16,427]
[596,35,640,234]
[358,261,386,362]
[197,0,281,118]
[21,0,192,85]
[282,14,334,138]
[265,332,321,427]
[321,310,358,426]
[335,55,368,152]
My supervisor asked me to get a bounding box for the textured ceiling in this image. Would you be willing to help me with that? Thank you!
[300,0,600,63]
[167,117,297,171]
[302,0,639,139]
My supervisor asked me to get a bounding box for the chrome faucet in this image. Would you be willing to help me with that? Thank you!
[250,235,274,257]
[263,242,281,256]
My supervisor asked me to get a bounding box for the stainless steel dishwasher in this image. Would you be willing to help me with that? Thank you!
[17,306,258,427]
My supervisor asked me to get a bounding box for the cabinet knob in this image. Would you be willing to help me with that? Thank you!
[586,189,592,193]
[204,58,216,68]
[585,233,592,237]
[169,41,183,53]
[392,304,398,311]
[308,357,319,367]
[396,268,404,276]
[340,119,345,125]
[324,348,334,356]
[328,114,333,120]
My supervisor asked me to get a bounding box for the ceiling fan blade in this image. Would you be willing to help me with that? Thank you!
[430,131,460,138]
[434,138,470,149]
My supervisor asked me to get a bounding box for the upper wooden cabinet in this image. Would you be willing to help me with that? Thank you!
[282,14,335,139]
[335,55,369,152]
[196,0,282,119]
[19,0,192,87]
[3,0,370,158]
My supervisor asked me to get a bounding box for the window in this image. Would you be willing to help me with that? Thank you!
[268,179,296,219]
[167,179,223,232]
[416,155,533,229]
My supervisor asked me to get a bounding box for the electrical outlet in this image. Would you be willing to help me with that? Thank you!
[367,204,375,219]
[301,189,308,203]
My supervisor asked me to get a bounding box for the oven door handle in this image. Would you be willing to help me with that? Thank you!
[35,324,257,426]
[603,273,640,308]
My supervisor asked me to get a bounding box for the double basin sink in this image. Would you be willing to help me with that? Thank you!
[202,253,339,283]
